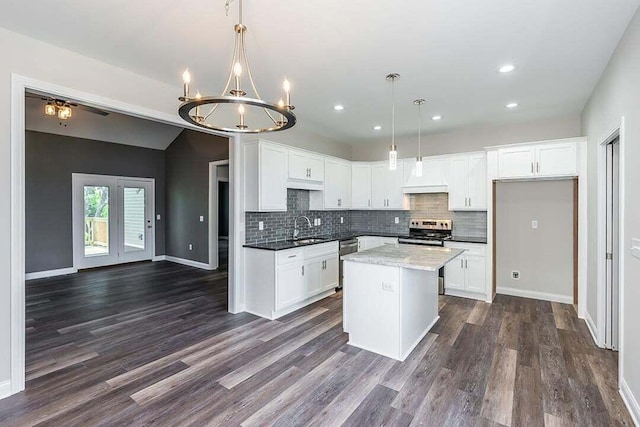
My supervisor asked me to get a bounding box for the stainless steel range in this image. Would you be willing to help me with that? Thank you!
[398,219,452,295]
[398,219,453,246]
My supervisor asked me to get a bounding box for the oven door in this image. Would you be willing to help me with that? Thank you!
[397,239,446,294]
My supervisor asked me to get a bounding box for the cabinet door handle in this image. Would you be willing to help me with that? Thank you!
[461,259,464,268]
[309,168,312,178]
[536,162,540,173]
[368,199,371,207]
[465,259,468,269]
[302,265,305,276]
[531,162,534,174]
[468,197,471,207]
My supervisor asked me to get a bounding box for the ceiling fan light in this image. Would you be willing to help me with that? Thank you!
[44,103,56,116]
[58,105,72,120]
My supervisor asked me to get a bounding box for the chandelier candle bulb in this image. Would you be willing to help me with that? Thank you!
[237,104,247,129]
[234,62,242,94]
[182,69,191,98]
[195,92,202,119]
[283,79,291,108]
[278,99,285,124]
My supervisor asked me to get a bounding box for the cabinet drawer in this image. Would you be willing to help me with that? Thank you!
[303,241,338,259]
[277,248,305,265]
[445,242,486,257]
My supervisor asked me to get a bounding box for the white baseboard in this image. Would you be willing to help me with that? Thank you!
[164,256,215,271]
[152,255,167,262]
[583,310,601,347]
[496,286,573,304]
[25,267,77,280]
[445,288,487,302]
[0,380,12,400]
[620,378,640,427]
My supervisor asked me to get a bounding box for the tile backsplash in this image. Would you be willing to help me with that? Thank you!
[245,191,486,244]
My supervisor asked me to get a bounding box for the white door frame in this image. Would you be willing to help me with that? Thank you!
[596,118,626,382]
[9,74,239,397]
[209,160,229,270]
[72,173,155,269]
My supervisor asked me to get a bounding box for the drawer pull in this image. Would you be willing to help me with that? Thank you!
[288,255,297,258]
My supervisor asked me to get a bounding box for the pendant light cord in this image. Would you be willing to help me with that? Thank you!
[391,79,396,147]
[418,102,421,158]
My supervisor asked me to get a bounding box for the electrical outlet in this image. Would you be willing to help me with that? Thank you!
[318,218,322,226]
[200,215,204,222]
[189,244,193,251]
[395,217,399,224]
[340,217,344,224]
[382,282,396,292]
[531,220,538,229]
[511,271,520,280]
[156,214,161,220]
[258,221,264,231]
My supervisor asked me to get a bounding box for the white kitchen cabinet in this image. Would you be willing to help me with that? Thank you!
[497,142,577,179]
[444,242,486,298]
[288,149,325,187]
[244,140,288,212]
[448,153,487,211]
[371,162,406,209]
[351,163,372,209]
[276,261,306,310]
[323,158,352,209]
[402,157,449,192]
[245,242,339,319]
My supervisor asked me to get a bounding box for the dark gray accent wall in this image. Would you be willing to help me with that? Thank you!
[165,130,229,264]
[25,131,166,273]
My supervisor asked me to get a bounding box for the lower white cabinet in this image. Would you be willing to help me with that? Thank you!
[444,242,486,298]
[245,241,339,319]
[357,236,398,251]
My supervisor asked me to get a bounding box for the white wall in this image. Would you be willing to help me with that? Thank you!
[496,180,575,302]
[351,115,581,161]
[581,8,640,420]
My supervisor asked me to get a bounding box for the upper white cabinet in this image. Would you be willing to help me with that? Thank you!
[288,149,325,190]
[448,153,487,211]
[497,142,577,179]
[371,162,407,210]
[321,158,352,210]
[244,140,288,212]
[402,157,450,192]
[351,163,372,209]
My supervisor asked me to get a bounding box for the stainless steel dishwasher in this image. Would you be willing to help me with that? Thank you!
[338,238,359,289]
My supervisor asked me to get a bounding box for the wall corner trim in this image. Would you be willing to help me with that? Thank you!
[496,287,573,304]
[0,380,12,400]
[25,267,78,281]
[620,379,640,427]
[164,256,216,271]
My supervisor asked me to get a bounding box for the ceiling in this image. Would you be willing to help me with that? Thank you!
[25,94,184,150]
[3,0,639,145]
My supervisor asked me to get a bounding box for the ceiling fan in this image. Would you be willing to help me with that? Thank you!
[26,93,110,120]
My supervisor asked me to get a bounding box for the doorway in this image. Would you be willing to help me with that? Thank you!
[208,161,229,270]
[604,137,620,351]
[73,173,154,269]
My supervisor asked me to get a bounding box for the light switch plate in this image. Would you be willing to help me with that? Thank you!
[340,217,344,224]
[258,221,264,231]
[531,220,538,229]
[189,244,193,251]
[200,216,204,222]
[156,214,161,220]
[318,218,322,226]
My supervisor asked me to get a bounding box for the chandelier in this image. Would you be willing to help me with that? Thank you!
[178,0,296,133]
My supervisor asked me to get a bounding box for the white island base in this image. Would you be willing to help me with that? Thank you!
[343,261,440,361]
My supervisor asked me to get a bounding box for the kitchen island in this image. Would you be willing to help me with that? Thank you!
[342,244,465,361]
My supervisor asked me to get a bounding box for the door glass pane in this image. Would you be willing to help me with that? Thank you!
[84,186,109,257]
[123,187,146,252]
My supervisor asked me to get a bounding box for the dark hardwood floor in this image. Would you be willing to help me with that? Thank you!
[0,261,632,426]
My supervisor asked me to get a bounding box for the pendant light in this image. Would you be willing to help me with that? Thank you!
[386,73,400,170]
[414,99,425,177]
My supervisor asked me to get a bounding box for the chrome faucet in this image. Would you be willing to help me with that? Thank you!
[293,215,312,240]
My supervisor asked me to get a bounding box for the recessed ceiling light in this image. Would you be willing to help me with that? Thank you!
[499,64,515,73]
[333,105,344,111]
[506,102,519,109]
[431,115,442,121]
[373,125,383,130]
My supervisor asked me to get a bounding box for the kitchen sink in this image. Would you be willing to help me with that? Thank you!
[293,238,327,245]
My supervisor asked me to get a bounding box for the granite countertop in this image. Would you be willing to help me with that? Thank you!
[243,232,412,251]
[449,236,487,244]
[341,244,465,271]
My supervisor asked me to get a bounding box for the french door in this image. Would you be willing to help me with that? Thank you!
[73,174,154,269]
